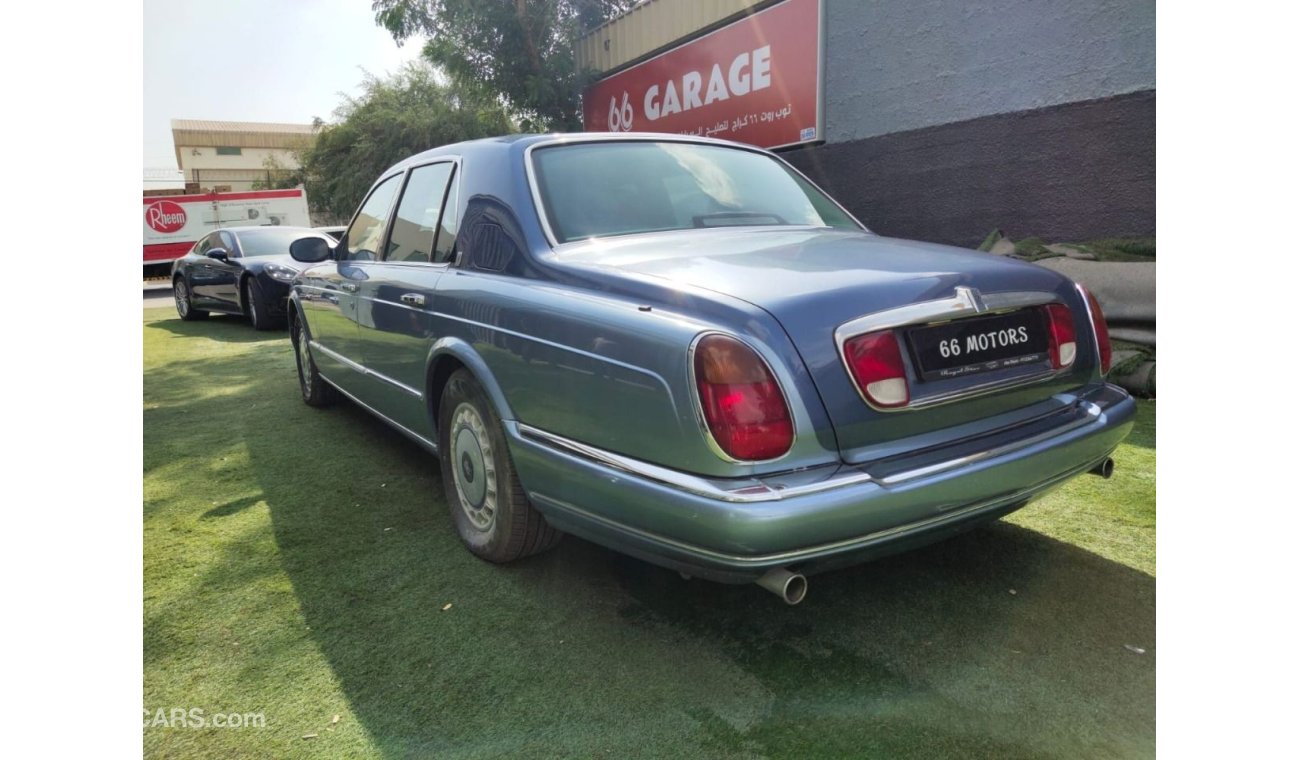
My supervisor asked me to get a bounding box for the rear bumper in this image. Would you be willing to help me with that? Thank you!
[507,383,1135,583]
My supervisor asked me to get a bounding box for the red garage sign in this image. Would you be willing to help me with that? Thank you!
[582,0,823,149]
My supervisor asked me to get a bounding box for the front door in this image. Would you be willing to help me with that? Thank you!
[297,173,402,393]
[352,160,460,436]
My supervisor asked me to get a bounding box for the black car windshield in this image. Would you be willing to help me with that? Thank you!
[531,141,860,244]
[236,229,321,257]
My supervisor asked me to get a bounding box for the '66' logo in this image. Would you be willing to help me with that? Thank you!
[144,200,187,234]
[607,92,633,132]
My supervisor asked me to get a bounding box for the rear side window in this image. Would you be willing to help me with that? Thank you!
[432,166,460,264]
[385,163,455,263]
[343,174,401,261]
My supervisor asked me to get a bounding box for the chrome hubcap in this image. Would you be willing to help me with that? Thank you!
[175,281,188,316]
[450,402,496,531]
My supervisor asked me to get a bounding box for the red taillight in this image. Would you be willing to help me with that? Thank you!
[842,330,910,408]
[693,334,794,461]
[1080,286,1112,374]
[1042,303,1076,369]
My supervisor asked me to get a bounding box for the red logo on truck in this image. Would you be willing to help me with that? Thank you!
[144,201,187,234]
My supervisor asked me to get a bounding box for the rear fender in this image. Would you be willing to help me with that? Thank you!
[425,338,516,434]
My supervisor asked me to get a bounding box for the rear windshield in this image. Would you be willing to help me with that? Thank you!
[531,141,860,244]
[236,229,322,257]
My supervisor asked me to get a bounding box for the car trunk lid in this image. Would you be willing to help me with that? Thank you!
[555,227,1094,462]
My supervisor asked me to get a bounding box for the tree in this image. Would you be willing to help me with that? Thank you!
[250,155,304,191]
[373,0,636,132]
[297,62,514,219]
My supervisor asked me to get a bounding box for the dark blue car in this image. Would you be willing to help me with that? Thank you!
[171,226,332,330]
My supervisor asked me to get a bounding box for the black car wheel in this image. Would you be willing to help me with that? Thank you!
[174,277,208,321]
[291,314,338,407]
[244,278,279,331]
[438,369,561,562]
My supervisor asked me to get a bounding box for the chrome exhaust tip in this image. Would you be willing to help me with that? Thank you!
[757,567,807,605]
[1090,457,1115,479]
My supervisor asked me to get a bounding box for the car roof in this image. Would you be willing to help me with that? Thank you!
[220,226,323,235]
[385,132,764,176]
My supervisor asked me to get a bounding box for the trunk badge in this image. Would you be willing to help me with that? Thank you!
[955,286,988,314]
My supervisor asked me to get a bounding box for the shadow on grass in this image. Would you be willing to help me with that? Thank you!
[148,314,284,343]
[146,350,1155,758]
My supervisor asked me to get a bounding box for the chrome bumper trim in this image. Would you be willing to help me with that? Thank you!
[530,455,1105,568]
[517,395,1106,503]
[878,401,1101,484]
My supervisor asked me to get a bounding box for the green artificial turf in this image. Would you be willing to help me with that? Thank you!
[144,308,1155,758]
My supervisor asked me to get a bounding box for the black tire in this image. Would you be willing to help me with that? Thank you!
[438,369,562,562]
[244,278,280,331]
[174,277,208,321]
[291,313,339,408]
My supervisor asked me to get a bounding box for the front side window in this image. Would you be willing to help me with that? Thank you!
[531,141,860,244]
[385,163,454,263]
[343,174,401,261]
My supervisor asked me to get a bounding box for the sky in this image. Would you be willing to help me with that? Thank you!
[144,0,424,173]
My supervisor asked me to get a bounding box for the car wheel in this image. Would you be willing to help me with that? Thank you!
[291,313,338,407]
[439,369,562,562]
[174,277,208,321]
[244,278,278,331]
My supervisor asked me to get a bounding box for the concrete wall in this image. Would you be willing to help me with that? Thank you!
[820,0,1156,143]
[782,0,1156,247]
[176,146,302,191]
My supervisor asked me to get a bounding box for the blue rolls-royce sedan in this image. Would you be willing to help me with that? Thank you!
[284,133,1134,604]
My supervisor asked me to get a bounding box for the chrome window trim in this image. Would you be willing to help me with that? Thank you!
[522,134,868,250]
[686,330,797,465]
[377,155,463,265]
[310,340,423,400]
[833,288,1066,412]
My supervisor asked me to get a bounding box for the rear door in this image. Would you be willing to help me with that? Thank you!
[208,230,243,309]
[352,160,460,434]
[188,233,225,306]
[297,174,402,391]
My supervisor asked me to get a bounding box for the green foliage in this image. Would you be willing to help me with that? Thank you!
[298,61,514,219]
[373,0,636,132]
[249,155,305,191]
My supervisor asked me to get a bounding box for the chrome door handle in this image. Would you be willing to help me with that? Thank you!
[339,283,359,293]
[400,293,426,307]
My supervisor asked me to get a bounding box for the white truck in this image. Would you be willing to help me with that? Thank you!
[143,188,311,275]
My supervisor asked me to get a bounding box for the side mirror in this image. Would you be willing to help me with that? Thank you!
[206,248,229,262]
[290,237,333,263]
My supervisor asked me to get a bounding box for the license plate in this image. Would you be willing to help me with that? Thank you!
[906,309,1048,381]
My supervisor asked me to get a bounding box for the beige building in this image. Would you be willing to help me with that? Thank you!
[171,119,316,192]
